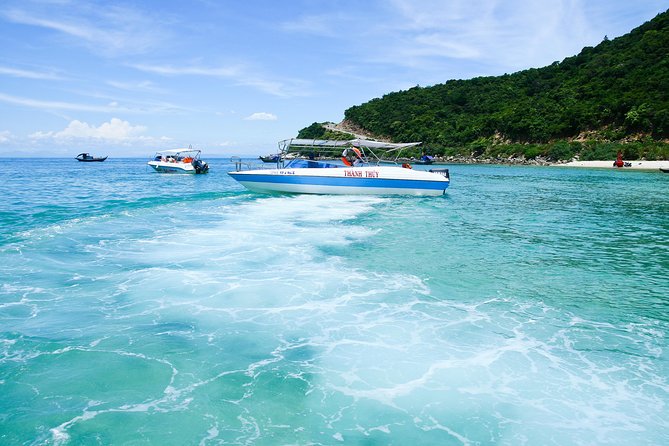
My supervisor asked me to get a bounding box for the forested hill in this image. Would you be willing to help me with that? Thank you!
[342,9,669,152]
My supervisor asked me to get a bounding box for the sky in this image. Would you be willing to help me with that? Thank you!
[0,0,667,157]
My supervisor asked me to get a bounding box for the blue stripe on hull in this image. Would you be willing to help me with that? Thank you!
[235,182,446,196]
[228,173,448,191]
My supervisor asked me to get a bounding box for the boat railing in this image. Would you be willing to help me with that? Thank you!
[231,156,250,172]
[230,156,281,172]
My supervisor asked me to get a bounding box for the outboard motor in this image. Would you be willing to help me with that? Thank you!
[191,159,209,174]
[429,168,450,179]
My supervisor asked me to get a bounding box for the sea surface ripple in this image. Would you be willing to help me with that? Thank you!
[1,158,668,445]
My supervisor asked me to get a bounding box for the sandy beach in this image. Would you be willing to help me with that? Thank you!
[555,160,669,170]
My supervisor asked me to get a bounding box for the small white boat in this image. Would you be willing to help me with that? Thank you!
[148,147,209,174]
[228,139,449,196]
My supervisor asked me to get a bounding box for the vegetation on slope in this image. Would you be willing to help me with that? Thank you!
[331,10,669,161]
[297,122,353,140]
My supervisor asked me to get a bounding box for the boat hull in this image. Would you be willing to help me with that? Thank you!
[149,162,195,173]
[228,166,449,196]
[76,156,107,162]
[148,161,204,174]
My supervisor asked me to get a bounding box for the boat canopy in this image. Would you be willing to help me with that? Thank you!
[281,138,420,151]
[155,148,201,154]
[283,139,351,148]
[278,138,422,164]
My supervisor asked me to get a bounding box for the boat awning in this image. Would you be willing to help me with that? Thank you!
[284,139,351,148]
[282,138,421,151]
[350,139,421,151]
[155,148,200,154]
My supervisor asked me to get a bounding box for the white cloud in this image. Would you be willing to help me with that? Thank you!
[281,14,348,36]
[131,63,310,98]
[0,92,184,115]
[30,118,147,142]
[379,0,596,71]
[106,80,165,93]
[410,34,481,59]
[2,5,166,56]
[0,130,12,143]
[0,92,125,113]
[388,0,490,29]
[277,0,600,76]
[131,63,242,78]
[0,65,63,80]
[244,112,277,121]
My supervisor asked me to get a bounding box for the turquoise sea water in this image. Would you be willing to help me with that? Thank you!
[1,158,668,445]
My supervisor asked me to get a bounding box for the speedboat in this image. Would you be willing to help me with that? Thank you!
[75,153,107,162]
[228,139,450,196]
[147,147,209,174]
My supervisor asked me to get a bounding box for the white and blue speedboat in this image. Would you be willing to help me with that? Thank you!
[228,139,450,196]
[148,147,209,174]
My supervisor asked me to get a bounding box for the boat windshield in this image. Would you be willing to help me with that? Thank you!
[284,159,340,169]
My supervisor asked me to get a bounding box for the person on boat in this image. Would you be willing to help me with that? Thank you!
[342,147,364,166]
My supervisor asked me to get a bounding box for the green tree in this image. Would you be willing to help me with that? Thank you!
[335,9,669,161]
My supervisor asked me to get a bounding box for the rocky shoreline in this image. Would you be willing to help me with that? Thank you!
[322,122,669,168]
[398,155,669,169]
